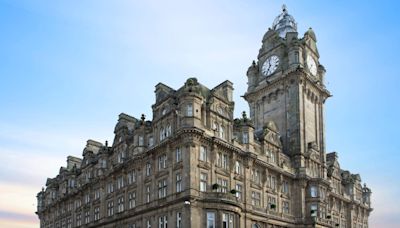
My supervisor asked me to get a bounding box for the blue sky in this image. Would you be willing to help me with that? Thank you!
[0,0,399,227]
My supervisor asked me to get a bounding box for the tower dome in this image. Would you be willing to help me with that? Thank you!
[272,5,297,38]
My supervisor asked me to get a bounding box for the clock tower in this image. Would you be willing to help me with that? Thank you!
[244,5,331,171]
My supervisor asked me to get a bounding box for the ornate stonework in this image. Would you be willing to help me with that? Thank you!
[36,6,372,228]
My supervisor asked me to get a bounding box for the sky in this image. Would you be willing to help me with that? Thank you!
[0,0,399,227]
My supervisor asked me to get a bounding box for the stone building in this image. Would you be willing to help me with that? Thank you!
[36,6,372,228]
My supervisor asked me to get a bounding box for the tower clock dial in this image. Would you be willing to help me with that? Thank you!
[262,55,280,76]
[306,55,317,76]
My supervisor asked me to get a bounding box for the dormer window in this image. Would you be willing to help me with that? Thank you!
[138,136,144,146]
[186,104,193,116]
[242,132,249,144]
[68,179,75,188]
[100,158,107,168]
[148,136,154,147]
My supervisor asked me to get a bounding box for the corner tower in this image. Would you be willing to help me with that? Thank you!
[244,5,330,169]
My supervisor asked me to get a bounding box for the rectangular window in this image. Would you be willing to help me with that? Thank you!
[94,189,100,200]
[176,212,182,228]
[219,126,225,139]
[94,207,100,221]
[138,136,144,146]
[222,154,228,170]
[117,151,125,163]
[199,146,207,161]
[76,213,82,226]
[84,211,90,224]
[176,173,182,192]
[176,147,182,162]
[242,132,249,143]
[282,180,289,194]
[217,178,228,193]
[267,175,276,190]
[251,191,261,206]
[127,170,136,184]
[252,169,261,184]
[235,184,242,200]
[117,176,124,189]
[107,182,114,194]
[66,217,72,228]
[320,187,326,199]
[84,193,90,204]
[107,201,114,216]
[310,186,318,197]
[146,163,152,176]
[186,104,193,116]
[158,154,167,170]
[158,215,168,228]
[282,201,290,214]
[319,206,326,219]
[310,204,318,217]
[234,161,242,175]
[206,212,215,228]
[268,196,276,210]
[222,213,234,228]
[200,172,207,192]
[100,158,107,168]
[149,136,154,147]
[146,185,151,203]
[270,151,276,163]
[128,191,136,209]
[158,179,167,198]
[117,196,124,213]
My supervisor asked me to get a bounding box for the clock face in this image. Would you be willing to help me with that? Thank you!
[262,55,280,76]
[307,55,317,76]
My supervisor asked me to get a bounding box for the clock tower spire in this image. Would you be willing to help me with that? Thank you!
[244,6,330,170]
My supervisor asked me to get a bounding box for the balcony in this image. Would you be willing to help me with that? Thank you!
[199,192,241,206]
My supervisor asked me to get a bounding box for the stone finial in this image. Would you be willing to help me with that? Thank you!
[105,140,108,147]
[242,111,248,121]
[141,114,146,123]
[282,4,287,13]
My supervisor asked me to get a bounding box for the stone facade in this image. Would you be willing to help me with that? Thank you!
[36,6,372,228]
